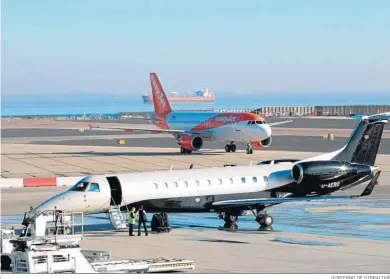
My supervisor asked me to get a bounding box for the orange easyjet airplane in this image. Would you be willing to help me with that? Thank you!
[90,73,292,154]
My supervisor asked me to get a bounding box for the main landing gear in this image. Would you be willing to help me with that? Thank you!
[246,142,253,154]
[225,142,237,153]
[218,209,274,231]
[252,208,273,230]
[180,147,192,154]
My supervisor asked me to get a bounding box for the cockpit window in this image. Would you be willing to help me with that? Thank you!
[256,120,264,124]
[89,183,100,192]
[70,182,89,192]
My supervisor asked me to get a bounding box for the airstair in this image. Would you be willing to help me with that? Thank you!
[107,198,128,231]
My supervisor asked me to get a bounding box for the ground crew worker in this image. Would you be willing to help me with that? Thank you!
[128,207,136,236]
[137,205,148,236]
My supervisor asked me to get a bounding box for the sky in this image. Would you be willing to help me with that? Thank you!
[2,0,390,99]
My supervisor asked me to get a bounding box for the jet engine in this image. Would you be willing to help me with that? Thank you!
[291,160,372,187]
[260,136,272,147]
[179,135,203,151]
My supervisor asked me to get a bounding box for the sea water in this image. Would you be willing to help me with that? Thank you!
[2,91,389,117]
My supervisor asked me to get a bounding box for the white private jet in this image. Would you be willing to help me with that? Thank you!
[34,114,386,230]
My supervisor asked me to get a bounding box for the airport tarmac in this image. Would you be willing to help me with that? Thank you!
[1,117,390,273]
[1,183,390,273]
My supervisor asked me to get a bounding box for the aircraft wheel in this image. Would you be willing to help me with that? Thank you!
[264,215,273,226]
[218,212,226,219]
[225,145,231,152]
[230,144,237,152]
[256,214,273,227]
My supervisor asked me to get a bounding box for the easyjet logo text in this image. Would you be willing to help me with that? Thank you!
[215,115,237,123]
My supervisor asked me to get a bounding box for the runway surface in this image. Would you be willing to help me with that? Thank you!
[2,183,390,273]
[27,135,390,154]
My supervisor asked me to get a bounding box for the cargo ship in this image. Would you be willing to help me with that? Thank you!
[142,88,215,104]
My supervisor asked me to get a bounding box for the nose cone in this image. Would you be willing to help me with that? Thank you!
[33,191,68,213]
[263,124,271,137]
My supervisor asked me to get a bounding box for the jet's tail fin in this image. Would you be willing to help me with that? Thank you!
[150,73,172,115]
[302,115,388,166]
[331,115,387,166]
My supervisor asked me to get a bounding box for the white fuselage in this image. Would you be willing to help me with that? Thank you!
[34,164,294,215]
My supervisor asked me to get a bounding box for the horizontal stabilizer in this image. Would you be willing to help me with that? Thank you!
[360,170,380,197]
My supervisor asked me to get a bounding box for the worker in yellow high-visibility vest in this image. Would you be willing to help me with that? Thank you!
[128,207,136,236]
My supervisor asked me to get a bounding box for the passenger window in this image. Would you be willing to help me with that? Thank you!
[263,176,268,182]
[154,183,158,189]
[218,179,222,185]
[185,181,188,187]
[165,182,169,188]
[207,180,211,186]
[70,182,89,192]
[195,180,199,187]
[229,178,234,184]
[252,177,257,183]
[241,177,246,183]
[174,182,178,188]
[89,183,100,192]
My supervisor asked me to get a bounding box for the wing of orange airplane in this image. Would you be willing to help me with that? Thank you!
[267,120,293,127]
